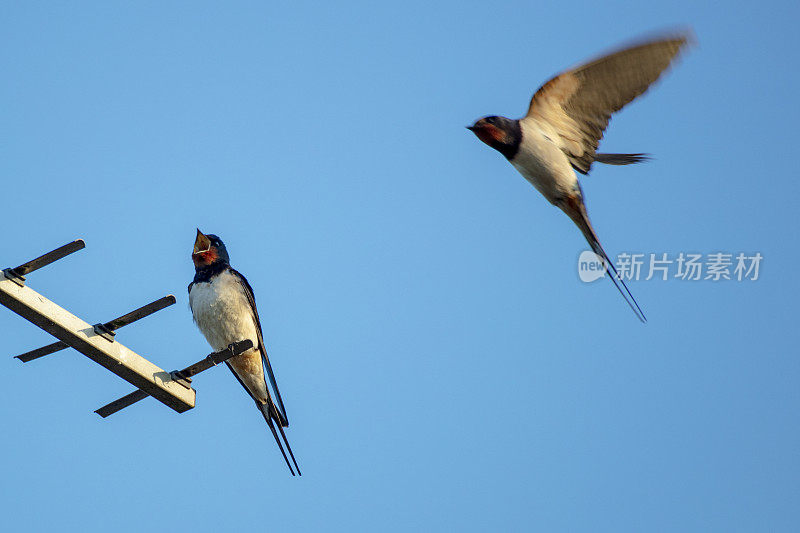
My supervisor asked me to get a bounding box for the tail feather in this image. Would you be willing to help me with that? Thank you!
[224,361,300,475]
[594,153,650,166]
[592,243,647,323]
[259,401,301,476]
[275,420,302,476]
[561,194,647,323]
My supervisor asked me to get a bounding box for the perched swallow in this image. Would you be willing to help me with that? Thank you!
[188,229,300,475]
[469,32,691,322]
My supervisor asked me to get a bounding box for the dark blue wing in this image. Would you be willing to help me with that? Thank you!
[227,267,290,427]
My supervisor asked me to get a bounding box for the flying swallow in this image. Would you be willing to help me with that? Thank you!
[468,32,692,322]
[188,229,300,475]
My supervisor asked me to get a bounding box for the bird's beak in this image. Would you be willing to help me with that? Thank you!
[466,125,476,132]
[193,229,211,255]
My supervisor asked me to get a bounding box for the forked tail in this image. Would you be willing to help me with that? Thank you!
[561,194,647,323]
[259,400,302,476]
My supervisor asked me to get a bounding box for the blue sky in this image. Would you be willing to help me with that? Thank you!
[1,1,798,531]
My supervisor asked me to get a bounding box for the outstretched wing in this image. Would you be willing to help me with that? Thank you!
[228,267,290,428]
[526,32,690,174]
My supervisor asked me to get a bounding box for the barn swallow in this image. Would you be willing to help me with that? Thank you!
[188,229,300,475]
[469,32,691,322]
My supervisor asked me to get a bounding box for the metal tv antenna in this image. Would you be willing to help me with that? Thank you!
[1,239,252,417]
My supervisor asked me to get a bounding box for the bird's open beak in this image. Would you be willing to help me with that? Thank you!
[193,229,211,255]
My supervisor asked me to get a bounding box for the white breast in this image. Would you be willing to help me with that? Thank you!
[189,269,269,403]
[189,270,260,352]
[512,118,578,203]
